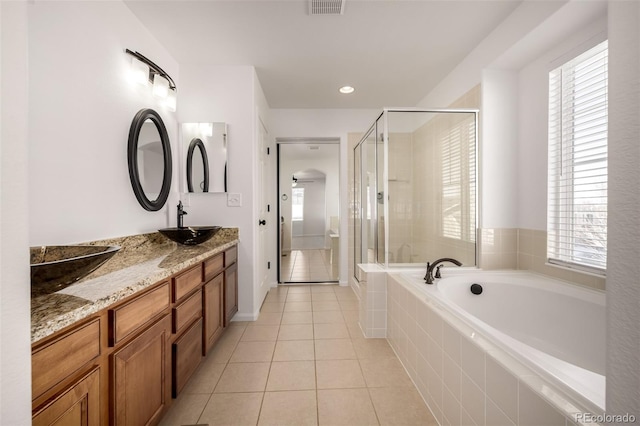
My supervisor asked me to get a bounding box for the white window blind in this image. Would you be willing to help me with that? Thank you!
[441,115,476,242]
[547,40,608,273]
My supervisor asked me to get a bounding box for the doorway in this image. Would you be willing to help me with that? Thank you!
[278,140,340,284]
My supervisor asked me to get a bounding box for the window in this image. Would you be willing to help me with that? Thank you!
[547,40,608,274]
[441,115,476,242]
[291,187,304,221]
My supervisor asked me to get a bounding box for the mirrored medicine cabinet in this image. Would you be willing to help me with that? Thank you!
[180,122,228,193]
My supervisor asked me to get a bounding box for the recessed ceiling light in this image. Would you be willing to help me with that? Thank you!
[339,86,355,94]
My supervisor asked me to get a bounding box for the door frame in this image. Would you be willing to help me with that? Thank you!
[276,138,340,284]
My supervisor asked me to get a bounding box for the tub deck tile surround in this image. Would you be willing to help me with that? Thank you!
[31,228,239,343]
[385,272,600,426]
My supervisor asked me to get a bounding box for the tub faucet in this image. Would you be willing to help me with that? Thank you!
[177,201,188,228]
[424,258,462,284]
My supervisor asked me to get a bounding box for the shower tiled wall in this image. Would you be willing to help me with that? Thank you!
[479,228,606,291]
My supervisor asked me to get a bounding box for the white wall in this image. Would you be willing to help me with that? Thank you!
[28,1,180,245]
[177,64,269,319]
[0,2,32,423]
[516,16,607,230]
[270,109,378,284]
[606,0,640,417]
[480,69,519,229]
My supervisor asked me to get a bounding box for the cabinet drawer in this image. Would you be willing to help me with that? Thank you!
[110,282,170,346]
[203,253,224,281]
[173,289,202,335]
[172,318,203,397]
[173,265,202,303]
[225,245,238,266]
[32,318,101,400]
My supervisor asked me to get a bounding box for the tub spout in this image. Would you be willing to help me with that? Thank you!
[424,258,462,284]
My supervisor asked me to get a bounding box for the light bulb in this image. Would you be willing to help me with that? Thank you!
[130,57,149,86]
[165,89,177,112]
[152,75,169,98]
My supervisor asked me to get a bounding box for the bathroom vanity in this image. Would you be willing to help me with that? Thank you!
[30,230,239,426]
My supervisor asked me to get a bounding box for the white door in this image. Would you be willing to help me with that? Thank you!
[257,118,271,304]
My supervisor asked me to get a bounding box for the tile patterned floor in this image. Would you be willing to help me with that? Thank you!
[159,284,437,426]
[280,250,337,282]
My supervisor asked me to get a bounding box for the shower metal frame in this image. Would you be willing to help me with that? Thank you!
[353,107,479,276]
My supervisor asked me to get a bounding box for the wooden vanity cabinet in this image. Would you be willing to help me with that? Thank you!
[111,314,171,426]
[32,242,239,425]
[224,246,238,326]
[31,317,102,426]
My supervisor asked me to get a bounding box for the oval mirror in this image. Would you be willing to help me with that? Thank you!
[127,108,172,211]
[187,138,210,192]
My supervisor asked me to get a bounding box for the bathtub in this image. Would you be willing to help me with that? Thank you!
[386,269,605,423]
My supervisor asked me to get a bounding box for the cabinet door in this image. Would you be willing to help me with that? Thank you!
[111,314,171,426]
[203,273,224,355]
[224,262,238,326]
[32,367,100,426]
[172,318,203,397]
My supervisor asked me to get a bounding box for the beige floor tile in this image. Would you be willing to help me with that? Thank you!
[265,292,288,303]
[339,301,360,311]
[260,302,285,313]
[228,321,251,328]
[318,388,379,426]
[278,324,314,340]
[181,358,225,394]
[286,292,312,302]
[313,311,345,324]
[311,286,336,293]
[258,390,318,426]
[240,325,280,342]
[273,340,315,361]
[266,360,316,391]
[287,286,311,293]
[215,362,270,393]
[220,324,247,342]
[284,301,313,312]
[352,338,396,359]
[312,301,342,311]
[207,335,240,364]
[346,321,365,339]
[249,312,282,326]
[229,341,275,363]
[315,338,357,360]
[198,392,263,426]
[360,357,414,388]
[342,310,360,322]
[316,359,366,389]
[311,292,338,301]
[158,393,210,426]
[281,311,313,324]
[314,323,350,339]
[369,387,438,425]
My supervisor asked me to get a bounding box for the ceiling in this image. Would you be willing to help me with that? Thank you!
[125,0,523,109]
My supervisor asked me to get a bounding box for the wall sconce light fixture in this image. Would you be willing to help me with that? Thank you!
[126,49,177,111]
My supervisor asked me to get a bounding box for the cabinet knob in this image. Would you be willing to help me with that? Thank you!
[258,219,266,226]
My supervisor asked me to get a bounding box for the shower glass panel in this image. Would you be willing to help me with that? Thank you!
[376,117,386,265]
[353,108,478,273]
[353,142,362,268]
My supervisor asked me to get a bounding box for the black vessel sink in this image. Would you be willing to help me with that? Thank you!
[159,226,222,246]
[30,245,120,296]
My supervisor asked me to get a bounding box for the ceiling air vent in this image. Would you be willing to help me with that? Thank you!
[309,0,345,15]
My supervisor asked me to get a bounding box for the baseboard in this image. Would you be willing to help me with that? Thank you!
[231,311,259,322]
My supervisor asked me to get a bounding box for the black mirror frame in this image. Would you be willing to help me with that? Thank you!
[127,108,173,211]
[186,138,210,192]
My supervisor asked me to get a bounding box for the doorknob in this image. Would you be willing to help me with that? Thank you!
[259,219,266,225]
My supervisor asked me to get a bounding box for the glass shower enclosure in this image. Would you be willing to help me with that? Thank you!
[353,108,478,274]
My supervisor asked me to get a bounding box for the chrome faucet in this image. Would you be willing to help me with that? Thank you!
[424,258,462,284]
[177,201,188,228]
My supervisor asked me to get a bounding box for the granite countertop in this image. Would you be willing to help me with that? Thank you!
[31,228,239,344]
